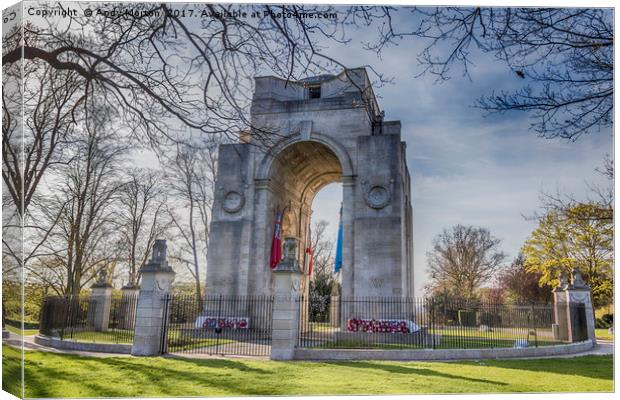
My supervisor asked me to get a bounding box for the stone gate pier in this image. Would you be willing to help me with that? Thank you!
[553,268,597,344]
[206,68,414,301]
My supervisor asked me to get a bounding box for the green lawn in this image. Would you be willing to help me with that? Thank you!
[67,330,134,344]
[167,331,235,352]
[595,306,613,319]
[1,345,612,397]
[36,329,234,349]
[316,337,560,350]
[4,324,39,336]
[309,326,562,350]
[596,328,614,341]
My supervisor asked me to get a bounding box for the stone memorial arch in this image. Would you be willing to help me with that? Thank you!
[206,68,414,300]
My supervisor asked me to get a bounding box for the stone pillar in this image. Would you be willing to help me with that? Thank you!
[131,240,175,356]
[552,272,569,341]
[340,176,355,300]
[298,203,313,334]
[329,283,341,328]
[90,283,113,332]
[271,237,303,360]
[565,268,596,344]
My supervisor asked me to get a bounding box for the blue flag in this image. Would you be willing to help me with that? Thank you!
[334,204,343,273]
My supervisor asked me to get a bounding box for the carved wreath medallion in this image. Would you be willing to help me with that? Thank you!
[222,191,245,213]
[365,185,390,209]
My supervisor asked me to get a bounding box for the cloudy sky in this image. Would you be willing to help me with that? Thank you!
[21,3,611,293]
[310,7,613,295]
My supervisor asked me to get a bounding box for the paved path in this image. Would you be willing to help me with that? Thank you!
[3,332,613,360]
[511,340,614,359]
[3,332,132,358]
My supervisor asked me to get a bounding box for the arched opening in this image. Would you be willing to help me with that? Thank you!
[309,181,342,300]
[267,140,344,331]
[267,141,341,275]
[268,140,343,240]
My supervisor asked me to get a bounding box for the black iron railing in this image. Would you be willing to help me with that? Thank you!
[39,294,138,344]
[297,296,585,350]
[163,294,274,356]
[39,293,587,353]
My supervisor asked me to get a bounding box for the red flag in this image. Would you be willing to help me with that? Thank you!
[305,226,313,276]
[269,210,283,269]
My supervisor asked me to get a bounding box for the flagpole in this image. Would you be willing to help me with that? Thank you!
[334,202,343,274]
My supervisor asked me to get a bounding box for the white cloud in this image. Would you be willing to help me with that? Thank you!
[312,14,612,295]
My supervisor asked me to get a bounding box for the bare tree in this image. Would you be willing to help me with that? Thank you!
[427,225,506,302]
[33,106,125,295]
[2,59,83,216]
[309,220,336,278]
[117,169,168,288]
[308,220,337,298]
[1,5,396,242]
[369,7,613,140]
[2,58,84,290]
[533,157,613,224]
[165,144,218,303]
[519,160,613,308]
[497,253,552,304]
[2,5,387,149]
[1,201,21,280]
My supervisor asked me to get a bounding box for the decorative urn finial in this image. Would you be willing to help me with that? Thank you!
[571,267,588,289]
[140,239,174,273]
[556,270,569,291]
[273,237,302,273]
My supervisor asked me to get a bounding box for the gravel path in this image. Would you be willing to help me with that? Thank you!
[3,332,133,358]
[3,332,613,360]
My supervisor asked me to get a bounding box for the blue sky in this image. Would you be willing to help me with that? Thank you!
[310,8,613,296]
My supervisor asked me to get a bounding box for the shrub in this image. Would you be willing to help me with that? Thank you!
[458,310,476,326]
[595,319,606,328]
[596,314,613,329]
[5,319,39,329]
[477,311,502,326]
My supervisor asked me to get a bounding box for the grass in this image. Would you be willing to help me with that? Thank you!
[35,327,239,350]
[2,346,22,397]
[47,329,235,350]
[68,330,134,344]
[309,322,334,332]
[596,328,614,341]
[595,306,613,319]
[167,336,235,352]
[4,324,39,336]
[433,326,553,338]
[1,344,612,397]
[435,327,560,348]
[310,326,562,350]
[317,337,560,350]
[166,328,237,351]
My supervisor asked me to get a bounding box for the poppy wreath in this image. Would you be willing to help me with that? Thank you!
[346,318,411,333]
[202,317,249,329]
